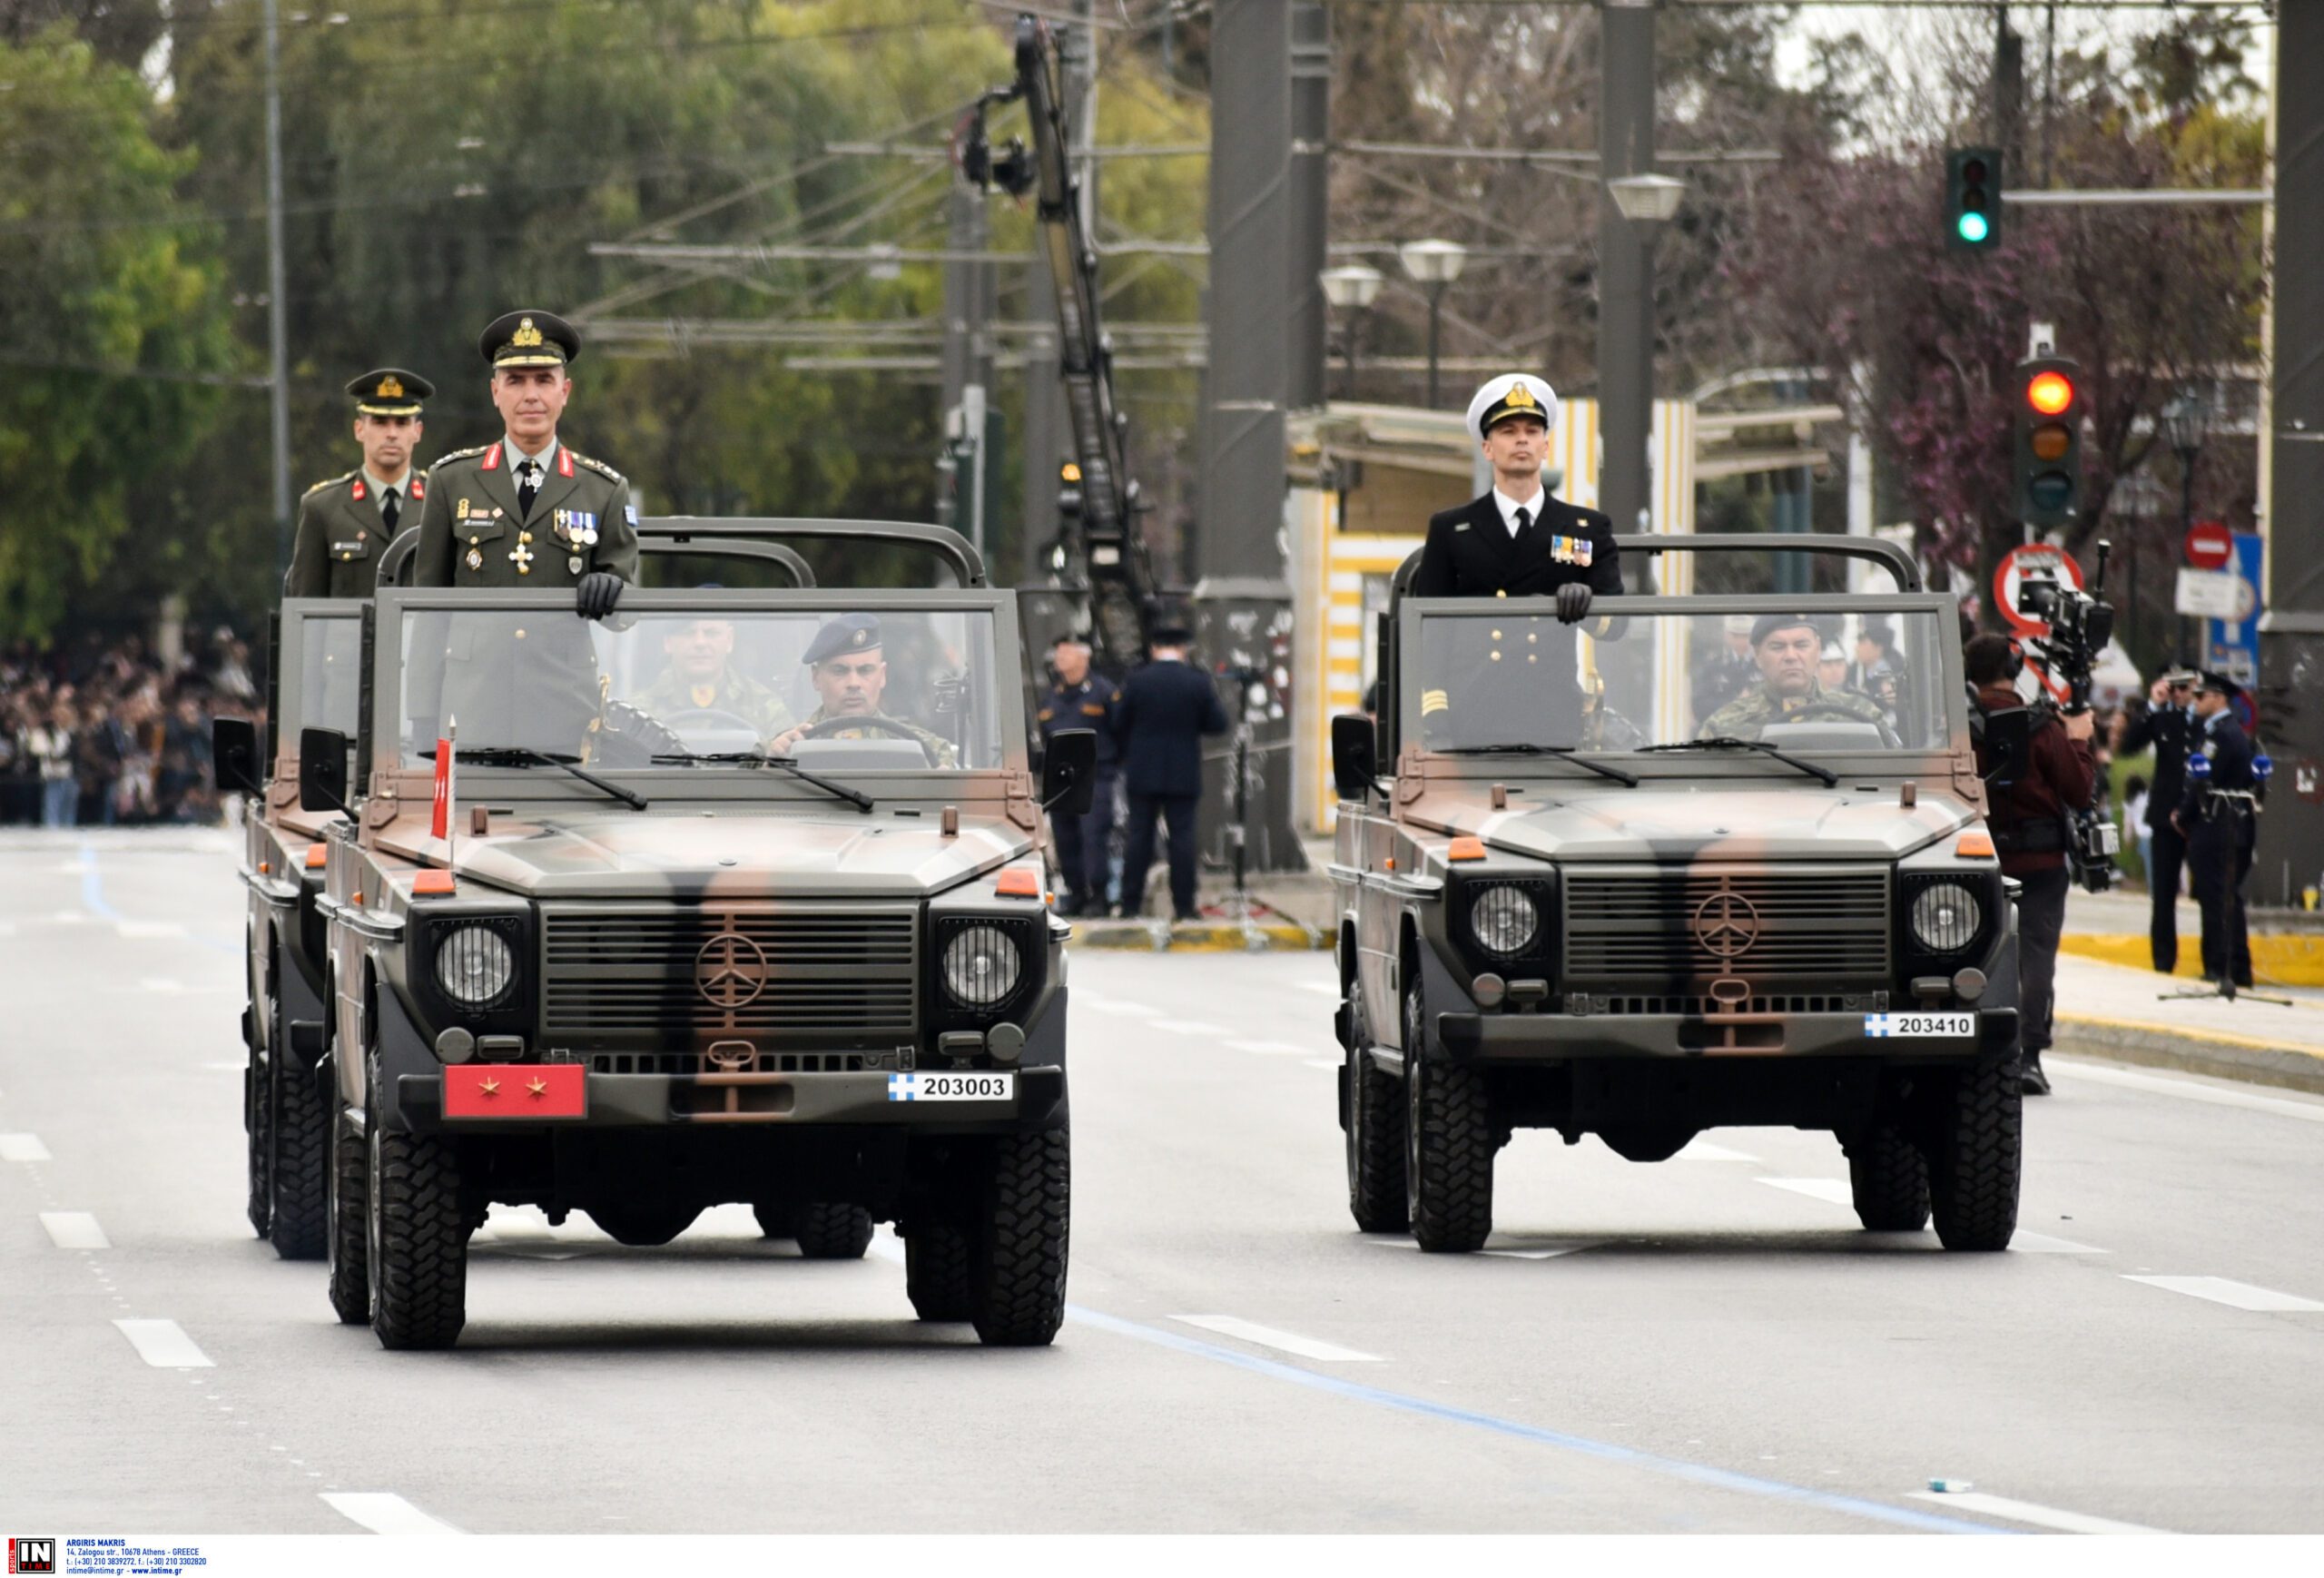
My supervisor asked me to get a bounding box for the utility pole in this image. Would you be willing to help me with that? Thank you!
[1595,0,1656,545]
[938,184,996,548]
[263,0,292,581]
[1285,3,1331,411]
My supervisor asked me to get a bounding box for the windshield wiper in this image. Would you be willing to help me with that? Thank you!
[425,745,650,811]
[650,750,874,814]
[1441,744,1639,787]
[1639,736,1840,787]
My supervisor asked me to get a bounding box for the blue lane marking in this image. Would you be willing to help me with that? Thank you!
[1065,1304,2005,1535]
[78,841,240,957]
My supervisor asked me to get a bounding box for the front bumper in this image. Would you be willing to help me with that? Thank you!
[1433,1007,2017,1063]
[396,1065,1067,1135]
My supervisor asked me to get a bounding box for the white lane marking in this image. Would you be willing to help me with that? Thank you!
[2122,1276,2324,1313]
[1758,1177,1855,1206]
[1169,1315,1383,1362]
[41,1212,110,1249]
[2010,1231,2107,1255]
[113,1319,214,1368]
[1228,1039,1310,1056]
[320,1493,464,1535]
[2054,1060,2324,1125]
[1082,999,1160,1017]
[48,910,90,924]
[1908,1490,2169,1536]
[200,1060,245,1072]
[1297,981,1339,996]
[117,920,187,940]
[1303,1059,1341,1070]
[1368,1237,1595,1260]
[1149,1019,1227,1036]
[1673,1139,1760,1162]
[0,1133,54,1162]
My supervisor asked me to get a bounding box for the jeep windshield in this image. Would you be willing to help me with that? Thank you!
[396,604,1006,773]
[1403,602,1952,754]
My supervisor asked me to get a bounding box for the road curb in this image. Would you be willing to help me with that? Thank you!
[2051,1013,2324,1098]
[2060,932,2324,987]
[1067,920,1327,952]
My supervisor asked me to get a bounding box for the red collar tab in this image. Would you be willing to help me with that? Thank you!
[409,475,426,499]
[350,478,367,501]
[557,449,574,478]
[481,446,501,471]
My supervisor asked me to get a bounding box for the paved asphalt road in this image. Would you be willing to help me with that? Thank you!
[5,830,2322,1536]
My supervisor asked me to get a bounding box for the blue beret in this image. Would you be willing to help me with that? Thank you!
[803,614,882,666]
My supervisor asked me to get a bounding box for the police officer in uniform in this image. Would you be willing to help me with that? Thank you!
[633,615,796,741]
[1699,614,1891,741]
[2118,666,2199,971]
[284,369,434,598]
[2171,672,2258,988]
[1037,632,1120,916]
[769,615,957,767]
[410,310,638,614]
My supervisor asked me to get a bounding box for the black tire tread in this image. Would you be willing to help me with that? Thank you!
[971,1128,1070,1346]
[905,1220,975,1321]
[1346,1042,1409,1234]
[793,1202,874,1260]
[1927,1060,2022,1252]
[326,1109,368,1325]
[269,1049,328,1260]
[1846,1125,1931,1232]
[371,1130,468,1350]
[1410,1060,1495,1253]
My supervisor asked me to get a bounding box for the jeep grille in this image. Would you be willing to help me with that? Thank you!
[1561,868,1890,987]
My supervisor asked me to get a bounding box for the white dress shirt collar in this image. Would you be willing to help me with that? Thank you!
[1491,484,1545,538]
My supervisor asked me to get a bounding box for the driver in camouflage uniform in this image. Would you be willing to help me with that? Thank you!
[768,614,958,767]
[1699,614,1890,741]
[632,616,795,740]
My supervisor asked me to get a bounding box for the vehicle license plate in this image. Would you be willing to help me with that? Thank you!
[1863,1012,1974,1039]
[886,1071,1016,1103]
[443,1063,587,1118]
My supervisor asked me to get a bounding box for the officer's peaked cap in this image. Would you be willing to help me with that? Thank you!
[2194,669,2242,700]
[1466,374,1558,442]
[348,368,433,416]
[480,309,580,370]
[803,614,882,666]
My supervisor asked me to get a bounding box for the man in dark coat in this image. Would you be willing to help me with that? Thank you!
[1116,624,1228,922]
[2118,667,2199,971]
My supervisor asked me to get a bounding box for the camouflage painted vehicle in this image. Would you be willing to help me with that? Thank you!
[1328,536,2024,1253]
[212,601,368,1261]
[261,523,1096,1349]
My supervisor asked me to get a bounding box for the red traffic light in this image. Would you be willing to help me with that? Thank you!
[2026,370,2075,415]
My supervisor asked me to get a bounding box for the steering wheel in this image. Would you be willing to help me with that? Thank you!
[795,713,935,765]
[590,700,690,767]
[1778,701,1900,746]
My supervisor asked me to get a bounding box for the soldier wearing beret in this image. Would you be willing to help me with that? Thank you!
[1699,614,1892,742]
[2171,671,2259,988]
[284,369,434,599]
[769,616,957,767]
[409,310,639,617]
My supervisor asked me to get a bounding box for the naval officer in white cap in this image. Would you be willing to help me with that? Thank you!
[1410,374,1621,622]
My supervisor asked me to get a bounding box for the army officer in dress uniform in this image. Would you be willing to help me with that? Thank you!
[769,615,958,768]
[284,369,434,599]
[409,310,638,616]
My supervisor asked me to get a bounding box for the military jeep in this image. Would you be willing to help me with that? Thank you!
[276,521,1093,1348]
[1329,536,2024,1253]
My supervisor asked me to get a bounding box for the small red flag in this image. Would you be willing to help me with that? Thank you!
[430,716,457,841]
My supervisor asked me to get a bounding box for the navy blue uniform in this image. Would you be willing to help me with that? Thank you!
[1411,492,1622,601]
[2179,712,2258,986]
[1116,656,1229,920]
[2120,701,2198,970]
[1038,674,1121,914]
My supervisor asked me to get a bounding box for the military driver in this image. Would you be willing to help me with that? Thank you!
[768,615,958,767]
[285,369,434,599]
[634,616,796,740]
[1699,613,1890,741]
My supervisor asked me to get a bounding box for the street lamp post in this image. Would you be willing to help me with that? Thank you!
[1319,263,1384,399]
[2163,394,2206,667]
[1398,240,1467,409]
[1600,173,1685,542]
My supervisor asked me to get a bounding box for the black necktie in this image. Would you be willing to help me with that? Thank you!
[517,459,541,518]
[1512,505,1531,538]
[379,488,400,534]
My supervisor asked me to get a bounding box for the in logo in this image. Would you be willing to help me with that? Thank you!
[694,932,768,1010]
[9,1539,56,1575]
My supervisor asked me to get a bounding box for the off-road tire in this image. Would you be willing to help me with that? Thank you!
[1925,1060,2022,1252]
[751,1203,793,1240]
[326,1104,369,1325]
[586,1201,701,1248]
[905,1219,974,1321]
[268,1039,328,1261]
[970,1127,1070,1346]
[1404,980,1493,1253]
[367,1056,468,1350]
[793,1202,874,1260]
[1846,1125,1930,1232]
[245,1040,271,1239]
[1344,1029,1408,1234]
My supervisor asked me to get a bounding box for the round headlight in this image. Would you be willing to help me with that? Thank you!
[435,925,515,1007]
[1911,883,1982,953]
[942,923,1022,1008]
[1467,885,1539,958]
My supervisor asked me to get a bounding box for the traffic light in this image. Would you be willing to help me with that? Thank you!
[1946,147,2003,250]
[2014,356,2083,528]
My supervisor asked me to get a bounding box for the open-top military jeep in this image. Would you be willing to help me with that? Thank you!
[1329,536,2023,1253]
[247,521,1093,1348]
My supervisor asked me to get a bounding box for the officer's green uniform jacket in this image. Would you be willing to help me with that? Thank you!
[285,469,423,598]
[409,438,639,589]
[796,705,957,768]
[1699,680,1889,741]
[634,667,796,740]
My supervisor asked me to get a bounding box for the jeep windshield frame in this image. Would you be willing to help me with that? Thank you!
[271,597,368,793]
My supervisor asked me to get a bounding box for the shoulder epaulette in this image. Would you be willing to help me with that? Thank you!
[574,452,625,482]
[428,445,491,470]
[303,469,357,496]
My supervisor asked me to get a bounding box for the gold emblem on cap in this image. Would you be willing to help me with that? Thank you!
[512,317,544,348]
[1505,381,1537,410]
[378,374,404,399]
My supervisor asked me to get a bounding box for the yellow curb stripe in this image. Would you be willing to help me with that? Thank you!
[2054,1012,2324,1062]
[2061,932,2324,988]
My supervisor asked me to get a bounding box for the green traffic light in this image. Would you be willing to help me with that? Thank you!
[1957,212,1990,244]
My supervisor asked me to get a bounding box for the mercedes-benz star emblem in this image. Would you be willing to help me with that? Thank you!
[694,932,768,1009]
[1690,890,1760,961]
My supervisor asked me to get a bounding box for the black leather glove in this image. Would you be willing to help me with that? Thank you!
[1556,582,1593,625]
[576,572,624,620]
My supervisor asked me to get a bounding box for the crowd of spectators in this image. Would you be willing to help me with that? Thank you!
[0,628,261,828]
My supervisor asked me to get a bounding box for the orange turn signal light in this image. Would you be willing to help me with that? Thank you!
[1446,837,1488,862]
[411,870,457,896]
[995,868,1041,898]
[257,860,271,876]
[304,843,327,869]
[1955,830,1996,859]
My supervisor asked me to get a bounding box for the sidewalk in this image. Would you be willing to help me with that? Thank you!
[2049,950,2324,1096]
[2061,884,2324,986]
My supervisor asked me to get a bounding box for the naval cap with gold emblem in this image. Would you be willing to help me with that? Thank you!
[478,309,581,370]
[1465,374,1558,442]
[347,368,433,417]
[803,614,882,666]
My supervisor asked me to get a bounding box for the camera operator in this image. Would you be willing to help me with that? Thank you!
[2171,673,2258,989]
[2116,667,2199,972]
[1965,634,2097,1097]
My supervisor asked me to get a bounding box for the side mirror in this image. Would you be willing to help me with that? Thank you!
[1332,714,1377,800]
[299,725,352,814]
[1039,728,1098,818]
[211,717,262,796]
